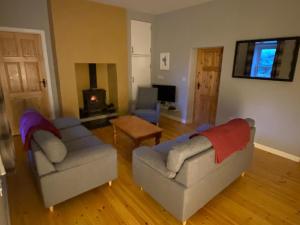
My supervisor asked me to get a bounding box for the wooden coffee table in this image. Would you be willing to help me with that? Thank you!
[110,115,162,147]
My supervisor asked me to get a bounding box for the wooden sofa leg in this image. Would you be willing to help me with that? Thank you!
[241,172,245,177]
[108,181,112,187]
[49,206,54,212]
[182,221,187,225]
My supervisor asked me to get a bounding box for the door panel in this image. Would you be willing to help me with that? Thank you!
[0,31,50,135]
[131,56,151,100]
[131,20,151,55]
[4,63,23,93]
[24,62,42,91]
[193,48,223,125]
[0,32,18,57]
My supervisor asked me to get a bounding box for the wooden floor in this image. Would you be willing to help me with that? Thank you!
[7,117,300,225]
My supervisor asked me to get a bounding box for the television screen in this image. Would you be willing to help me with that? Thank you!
[152,84,176,103]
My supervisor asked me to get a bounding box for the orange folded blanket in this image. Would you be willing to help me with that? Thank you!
[190,118,250,163]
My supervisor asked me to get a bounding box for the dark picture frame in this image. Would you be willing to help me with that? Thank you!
[232,36,300,82]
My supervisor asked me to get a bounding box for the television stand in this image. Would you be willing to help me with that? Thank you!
[160,103,182,123]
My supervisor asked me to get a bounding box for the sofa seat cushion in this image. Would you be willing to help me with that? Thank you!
[64,136,103,152]
[52,117,81,130]
[55,144,116,172]
[33,130,67,163]
[167,136,212,173]
[60,125,92,143]
[133,147,176,179]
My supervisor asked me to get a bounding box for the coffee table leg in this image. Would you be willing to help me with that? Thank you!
[155,133,161,145]
[133,139,140,148]
[113,125,117,144]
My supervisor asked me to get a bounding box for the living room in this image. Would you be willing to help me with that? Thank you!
[0,0,299,225]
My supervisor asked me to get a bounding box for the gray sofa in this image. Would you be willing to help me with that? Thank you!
[28,117,117,211]
[132,119,255,224]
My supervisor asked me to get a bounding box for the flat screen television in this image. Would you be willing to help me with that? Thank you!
[152,84,176,103]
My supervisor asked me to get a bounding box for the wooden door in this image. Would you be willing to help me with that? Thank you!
[193,48,223,126]
[0,31,50,135]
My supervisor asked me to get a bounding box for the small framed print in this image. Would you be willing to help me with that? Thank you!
[160,52,170,70]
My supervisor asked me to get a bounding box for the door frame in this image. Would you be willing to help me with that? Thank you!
[0,27,55,119]
[186,46,224,124]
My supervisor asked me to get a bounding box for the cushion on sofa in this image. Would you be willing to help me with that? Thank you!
[167,136,212,173]
[55,144,116,171]
[133,147,176,178]
[30,141,56,176]
[60,125,92,142]
[52,117,81,130]
[33,130,67,163]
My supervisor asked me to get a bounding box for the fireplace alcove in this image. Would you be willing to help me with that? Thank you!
[75,63,118,128]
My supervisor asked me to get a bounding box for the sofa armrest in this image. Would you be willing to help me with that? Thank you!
[133,147,176,179]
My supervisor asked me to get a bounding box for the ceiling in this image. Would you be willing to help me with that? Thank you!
[91,0,213,15]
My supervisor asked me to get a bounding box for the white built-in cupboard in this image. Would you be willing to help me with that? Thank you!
[130,20,152,100]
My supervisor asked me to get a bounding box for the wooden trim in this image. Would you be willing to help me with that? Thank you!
[255,142,300,162]
[0,26,55,118]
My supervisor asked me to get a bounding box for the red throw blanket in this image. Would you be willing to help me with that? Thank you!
[20,110,61,151]
[191,119,250,163]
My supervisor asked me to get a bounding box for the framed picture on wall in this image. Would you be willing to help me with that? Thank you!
[160,52,170,70]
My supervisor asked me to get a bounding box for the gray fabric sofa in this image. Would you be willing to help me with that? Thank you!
[27,117,117,210]
[132,119,255,224]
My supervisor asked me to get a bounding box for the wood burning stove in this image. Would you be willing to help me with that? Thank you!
[83,89,106,113]
[82,63,107,114]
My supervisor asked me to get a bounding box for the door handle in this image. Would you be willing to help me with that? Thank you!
[197,82,200,90]
[40,79,47,88]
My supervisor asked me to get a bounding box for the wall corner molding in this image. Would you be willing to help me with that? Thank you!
[254,142,300,163]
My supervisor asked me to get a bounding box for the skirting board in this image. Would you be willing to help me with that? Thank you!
[160,113,187,124]
[254,142,300,162]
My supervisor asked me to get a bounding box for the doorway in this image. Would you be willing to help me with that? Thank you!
[130,20,151,100]
[193,47,223,126]
[0,31,51,134]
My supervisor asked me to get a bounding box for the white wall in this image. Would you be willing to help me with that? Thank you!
[152,0,300,156]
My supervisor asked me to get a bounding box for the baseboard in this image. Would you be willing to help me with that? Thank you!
[161,113,183,123]
[254,142,300,162]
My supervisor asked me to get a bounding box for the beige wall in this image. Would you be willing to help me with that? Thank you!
[49,0,128,117]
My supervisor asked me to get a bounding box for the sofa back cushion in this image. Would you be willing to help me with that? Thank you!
[33,130,67,163]
[167,136,212,173]
[136,87,158,110]
[52,117,81,130]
